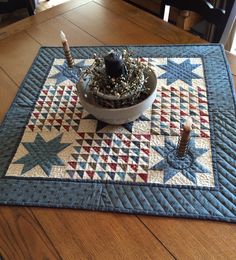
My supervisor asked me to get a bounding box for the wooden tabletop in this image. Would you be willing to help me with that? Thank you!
[0,0,236,259]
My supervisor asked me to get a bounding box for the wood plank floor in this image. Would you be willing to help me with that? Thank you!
[0,0,236,259]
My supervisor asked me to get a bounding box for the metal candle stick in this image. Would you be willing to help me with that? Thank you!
[177,117,193,157]
[60,31,74,68]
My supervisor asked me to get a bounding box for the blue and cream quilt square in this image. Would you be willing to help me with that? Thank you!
[6,57,215,187]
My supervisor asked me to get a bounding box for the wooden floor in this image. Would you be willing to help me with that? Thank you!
[0,0,236,259]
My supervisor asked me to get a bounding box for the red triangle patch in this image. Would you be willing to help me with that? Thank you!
[86,171,94,179]
[142,134,151,141]
[71,96,78,101]
[83,146,91,153]
[171,87,178,92]
[200,111,208,116]
[104,139,112,146]
[108,163,117,171]
[190,105,197,110]
[101,155,108,162]
[28,125,35,131]
[162,92,170,98]
[171,104,179,110]
[141,148,149,156]
[63,125,70,131]
[133,134,141,140]
[47,119,54,125]
[123,140,131,147]
[75,112,82,118]
[201,131,209,138]
[56,119,63,125]
[199,99,207,104]
[33,112,40,118]
[68,161,77,169]
[198,86,205,92]
[60,107,66,112]
[115,133,122,139]
[130,164,138,172]
[120,156,129,163]
[93,147,101,154]
[138,173,148,182]
[78,133,85,139]
[161,110,169,115]
[161,116,169,122]
[180,111,188,116]
[38,101,44,106]
[170,122,178,128]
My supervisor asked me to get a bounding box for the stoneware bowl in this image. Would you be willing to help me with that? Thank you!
[77,68,157,125]
[92,69,145,108]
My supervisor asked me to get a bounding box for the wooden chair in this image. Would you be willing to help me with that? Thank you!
[160,0,226,42]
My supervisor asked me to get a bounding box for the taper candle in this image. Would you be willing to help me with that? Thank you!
[60,31,74,68]
[177,117,193,157]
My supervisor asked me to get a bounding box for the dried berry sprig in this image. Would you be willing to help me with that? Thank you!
[79,50,151,108]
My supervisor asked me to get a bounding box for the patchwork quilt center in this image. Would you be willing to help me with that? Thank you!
[5,57,214,187]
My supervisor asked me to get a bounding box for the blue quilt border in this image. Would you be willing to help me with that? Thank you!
[0,44,235,222]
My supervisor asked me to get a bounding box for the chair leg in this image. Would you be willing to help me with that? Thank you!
[160,2,166,18]
[176,10,190,30]
[213,26,223,43]
[26,0,36,16]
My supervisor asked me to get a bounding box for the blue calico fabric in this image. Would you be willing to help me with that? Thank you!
[0,45,235,222]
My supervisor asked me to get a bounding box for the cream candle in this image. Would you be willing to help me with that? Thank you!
[60,31,74,68]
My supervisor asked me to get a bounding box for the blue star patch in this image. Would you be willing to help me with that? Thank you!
[49,60,89,85]
[157,59,201,85]
[150,138,210,184]
[14,133,71,176]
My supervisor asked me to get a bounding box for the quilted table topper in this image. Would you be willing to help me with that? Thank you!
[0,45,235,222]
